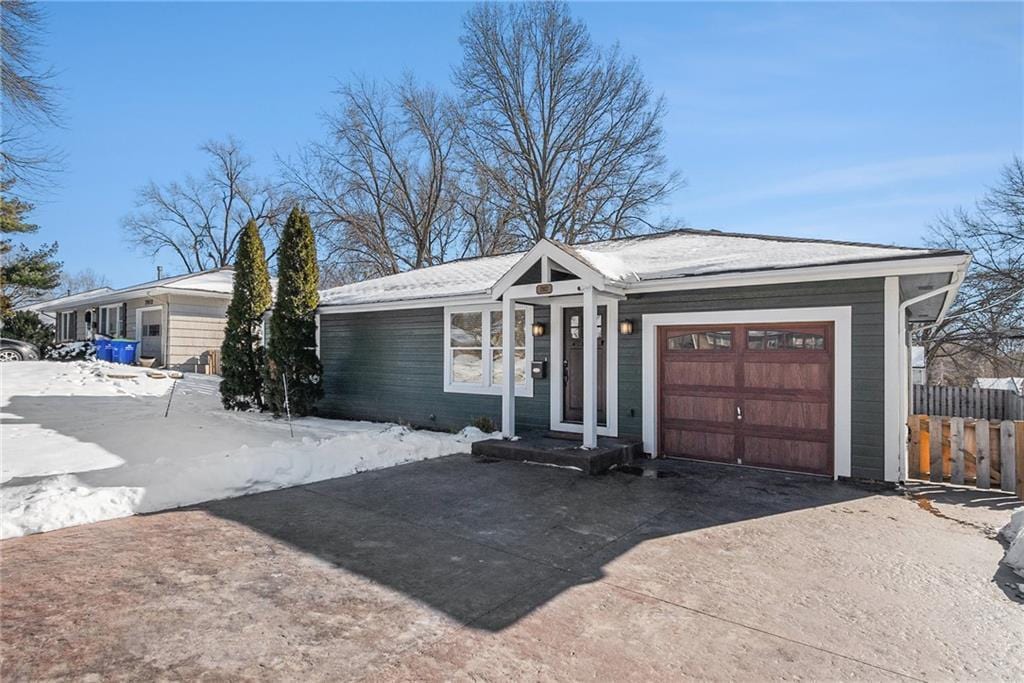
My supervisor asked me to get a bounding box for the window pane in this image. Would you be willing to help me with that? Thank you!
[490,309,527,347]
[667,330,732,350]
[491,349,526,385]
[450,312,482,348]
[452,350,483,383]
[747,329,825,350]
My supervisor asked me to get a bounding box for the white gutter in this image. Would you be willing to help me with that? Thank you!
[895,261,970,481]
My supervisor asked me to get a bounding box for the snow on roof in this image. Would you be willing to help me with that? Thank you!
[973,377,1024,394]
[320,253,523,306]
[571,231,939,283]
[15,287,115,313]
[320,229,960,307]
[160,268,236,294]
[38,268,242,311]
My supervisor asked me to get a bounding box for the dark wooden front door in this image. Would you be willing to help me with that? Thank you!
[563,306,607,424]
[657,322,834,476]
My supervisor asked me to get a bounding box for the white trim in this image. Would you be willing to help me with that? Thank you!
[314,313,321,359]
[490,239,608,299]
[548,295,619,437]
[883,277,902,482]
[57,311,75,342]
[134,305,164,364]
[501,295,516,437]
[316,254,970,315]
[626,255,969,295]
[321,294,493,315]
[99,303,123,337]
[582,286,598,448]
[641,306,853,480]
[442,302,534,398]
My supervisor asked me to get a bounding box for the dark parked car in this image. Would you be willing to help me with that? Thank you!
[0,338,40,362]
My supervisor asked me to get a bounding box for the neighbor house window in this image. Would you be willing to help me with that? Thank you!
[58,311,75,341]
[98,304,122,337]
[444,304,533,396]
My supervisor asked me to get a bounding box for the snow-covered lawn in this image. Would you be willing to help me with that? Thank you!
[1,361,492,539]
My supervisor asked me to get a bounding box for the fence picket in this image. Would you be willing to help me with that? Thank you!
[929,416,943,483]
[1001,422,1016,494]
[950,418,965,485]
[976,419,991,490]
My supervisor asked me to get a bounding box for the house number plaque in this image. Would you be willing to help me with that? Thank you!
[535,283,553,295]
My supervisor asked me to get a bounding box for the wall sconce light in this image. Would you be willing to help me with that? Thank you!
[618,319,634,335]
[531,321,546,337]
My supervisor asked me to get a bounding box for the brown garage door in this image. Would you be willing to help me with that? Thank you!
[658,323,834,476]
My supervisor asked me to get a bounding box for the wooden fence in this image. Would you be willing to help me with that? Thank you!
[908,415,1024,499]
[911,385,1024,421]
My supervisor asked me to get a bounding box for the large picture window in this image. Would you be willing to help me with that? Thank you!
[444,304,533,396]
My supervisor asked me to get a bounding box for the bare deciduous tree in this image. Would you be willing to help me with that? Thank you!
[920,156,1024,383]
[283,78,462,282]
[1,0,62,190]
[58,268,111,295]
[454,1,681,245]
[123,138,288,273]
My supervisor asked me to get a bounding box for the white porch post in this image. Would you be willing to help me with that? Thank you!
[582,285,598,448]
[501,294,516,438]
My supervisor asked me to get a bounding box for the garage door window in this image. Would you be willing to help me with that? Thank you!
[666,329,732,351]
[747,329,825,351]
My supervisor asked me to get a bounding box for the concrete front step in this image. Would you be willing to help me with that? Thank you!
[470,435,643,475]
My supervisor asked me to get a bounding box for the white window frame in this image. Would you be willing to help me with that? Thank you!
[58,311,75,341]
[443,303,534,397]
[99,304,122,337]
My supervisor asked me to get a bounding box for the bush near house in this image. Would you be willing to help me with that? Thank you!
[264,206,323,417]
[1,310,56,356]
[220,220,273,411]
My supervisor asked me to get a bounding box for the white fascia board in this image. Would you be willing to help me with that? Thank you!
[318,293,493,315]
[625,254,971,295]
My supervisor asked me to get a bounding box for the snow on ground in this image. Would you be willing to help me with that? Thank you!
[1,361,494,539]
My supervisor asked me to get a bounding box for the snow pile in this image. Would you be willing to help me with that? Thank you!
[999,508,1024,580]
[2,475,144,538]
[1,362,496,539]
[47,341,95,361]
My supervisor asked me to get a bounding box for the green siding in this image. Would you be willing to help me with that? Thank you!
[615,277,887,480]
[318,307,551,433]
[318,277,888,480]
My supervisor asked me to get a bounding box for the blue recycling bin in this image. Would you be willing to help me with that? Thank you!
[95,339,113,362]
[111,339,140,365]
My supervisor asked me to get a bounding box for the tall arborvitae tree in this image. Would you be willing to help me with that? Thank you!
[220,220,272,410]
[265,206,323,416]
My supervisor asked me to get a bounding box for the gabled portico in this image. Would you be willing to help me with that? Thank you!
[489,240,623,448]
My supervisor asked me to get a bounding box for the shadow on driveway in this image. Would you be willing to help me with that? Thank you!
[200,455,873,631]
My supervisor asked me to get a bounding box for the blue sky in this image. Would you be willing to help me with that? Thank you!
[22,1,1024,287]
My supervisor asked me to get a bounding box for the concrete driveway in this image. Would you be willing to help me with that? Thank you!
[1,456,1021,681]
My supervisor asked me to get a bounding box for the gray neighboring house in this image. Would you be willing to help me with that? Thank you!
[14,287,115,325]
[315,228,971,483]
[39,268,236,373]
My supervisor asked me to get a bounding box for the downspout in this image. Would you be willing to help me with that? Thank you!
[896,265,969,481]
